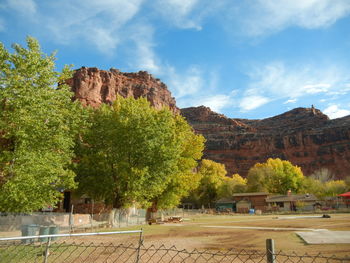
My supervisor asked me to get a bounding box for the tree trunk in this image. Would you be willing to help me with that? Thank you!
[146,201,158,223]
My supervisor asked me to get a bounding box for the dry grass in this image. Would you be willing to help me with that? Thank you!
[142,213,350,256]
[68,213,350,257]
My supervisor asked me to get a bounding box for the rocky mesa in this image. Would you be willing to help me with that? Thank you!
[66,67,178,113]
[181,106,350,179]
[67,67,350,179]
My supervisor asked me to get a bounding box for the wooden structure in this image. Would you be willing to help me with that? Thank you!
[215,198,236,212]
[232,192,269,213]
[266,193,317,211]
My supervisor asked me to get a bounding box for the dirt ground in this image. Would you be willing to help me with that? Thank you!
[67,213,350,257]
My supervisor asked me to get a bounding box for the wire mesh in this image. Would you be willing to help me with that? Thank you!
[0,241,349,263]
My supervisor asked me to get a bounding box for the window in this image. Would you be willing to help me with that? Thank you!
[276,202,284,208]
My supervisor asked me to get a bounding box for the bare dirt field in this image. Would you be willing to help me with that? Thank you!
[70,213,350,257]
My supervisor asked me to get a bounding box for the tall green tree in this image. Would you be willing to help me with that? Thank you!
[154,115,205,209]
[324,180,348,197]
[0,37,83,212]
[246,165,270,193]
[218,173,247,198]
[187,159,227,208]
[246,158,304,194]
[300,177,324,198]
[76,96,204,209]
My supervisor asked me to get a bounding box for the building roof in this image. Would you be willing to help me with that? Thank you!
[266,194,317,203]
[232,192,269,197]
[216,197,235,204]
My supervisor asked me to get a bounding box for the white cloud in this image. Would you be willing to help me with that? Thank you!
[33,0,144,53]
[176,93,233,113]
[154,0,202,30]
[239,95,270,111]
[323,105,350,119]
[6,0,37,15]
[284,98,297,104]
[164,67,232,113]
[166,66,204,98]
[158,0,198,18]
[304,83,331,94]
[195,95,231,112]
[88,28,120,54]
[326,85,350,96]
[151,0,350,36]
[247,61,348,101]
[235,0,350,36]
[128,24,160,74]
[152,0,227,30]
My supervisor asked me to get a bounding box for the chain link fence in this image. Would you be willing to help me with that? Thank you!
[0,209,204,237]
[0,232,349,263]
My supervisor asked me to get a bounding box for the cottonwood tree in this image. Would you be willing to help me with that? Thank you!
[185,159,228,208]
[324,180,348,197]
[218,173,247,198]
[300,177,324,198]
[301,177,348,199]
[0,37,83,212]
[246,158,304,194]
[152,115,205,209]
[75,96,204,210]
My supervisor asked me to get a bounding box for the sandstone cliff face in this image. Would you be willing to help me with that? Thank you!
[66,67,178,113]
[67,67,350,179]
[181,106,350,179]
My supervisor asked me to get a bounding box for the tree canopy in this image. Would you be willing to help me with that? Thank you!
[75,96,205,209]
[154,114,205,209]
[246,158,304,194]
[217,173,247,199]
[0,37,83,212]
[185,159,228,208]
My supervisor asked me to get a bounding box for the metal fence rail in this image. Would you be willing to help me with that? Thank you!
[1,242,349,263]
[0,230,143,263]
[0,233,349,263]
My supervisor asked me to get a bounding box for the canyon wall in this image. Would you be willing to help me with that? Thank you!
[181,106,350,179]
[67,67,350,179]
[66,67,178,113]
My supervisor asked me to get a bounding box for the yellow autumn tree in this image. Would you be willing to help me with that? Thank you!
[187,159,227,208]
[247,158,304,194]
[218,173,247,198]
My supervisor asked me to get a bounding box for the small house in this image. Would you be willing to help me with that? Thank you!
[266,193,317,212]
[232,192,269,213]
[215,198,236,212]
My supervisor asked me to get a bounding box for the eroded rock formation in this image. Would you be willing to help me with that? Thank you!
[66,67,178,113]
[181,106,350,179]
[67,67,350,179]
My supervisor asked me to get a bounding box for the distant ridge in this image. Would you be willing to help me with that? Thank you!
[67,67,350,179]
[181,106,350,178]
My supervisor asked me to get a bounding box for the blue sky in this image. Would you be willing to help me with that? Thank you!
[1,0,350,119]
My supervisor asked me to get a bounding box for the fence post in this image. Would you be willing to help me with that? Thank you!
[266,239,275,263]
[69,205,74,234]
[118,210,121,228]
[43,237,51,263]
[135,228,143,263]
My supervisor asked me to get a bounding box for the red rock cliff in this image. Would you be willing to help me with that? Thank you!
[67,67,350,179]
[66,67,178,113]
[181,106,350,179]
